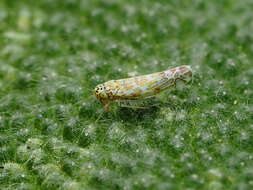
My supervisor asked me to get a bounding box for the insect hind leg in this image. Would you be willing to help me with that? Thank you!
[117,98,157,109]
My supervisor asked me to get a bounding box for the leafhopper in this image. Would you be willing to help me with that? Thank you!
[94,65,192,111]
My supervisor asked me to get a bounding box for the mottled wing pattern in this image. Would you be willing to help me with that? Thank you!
[105,71,168,100]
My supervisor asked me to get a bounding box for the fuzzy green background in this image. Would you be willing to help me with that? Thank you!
[0,0,253,189]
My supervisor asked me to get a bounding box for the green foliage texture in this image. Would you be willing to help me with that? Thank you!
[0,0,253,189]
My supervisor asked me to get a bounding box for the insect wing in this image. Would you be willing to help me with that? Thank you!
[109,72,169,99]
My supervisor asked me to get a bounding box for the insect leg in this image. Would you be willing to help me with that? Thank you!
[104,103,110,112]
[117,99,157,109]
[120,105,151,109]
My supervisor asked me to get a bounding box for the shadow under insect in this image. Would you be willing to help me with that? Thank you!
[112,98,161,123]
[117,105,159,124]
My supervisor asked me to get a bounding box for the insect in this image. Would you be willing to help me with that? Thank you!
[94,65,193,111]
